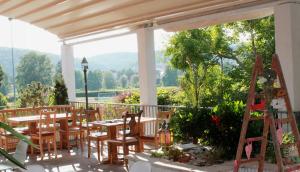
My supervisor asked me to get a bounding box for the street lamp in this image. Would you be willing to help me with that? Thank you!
[81,57,88,110]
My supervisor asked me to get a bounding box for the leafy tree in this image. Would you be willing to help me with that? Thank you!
[0,72,9,95]
[17,82,50,107]
[225,16,275,88]
[162,65,178,86]
[87,70,102,90]
[0,92,7,109]
[130,74,139,88]
[119,75,128,88]
[51,77,69,105]
[53,61,62,81]
[16,52,53,89]
[0,65,4,86]
[75,70,83,90]
[102,71,116,89]
[165,27,233,107]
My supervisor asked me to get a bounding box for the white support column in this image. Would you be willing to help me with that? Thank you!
[137,27,157,105]
[61,44,76,102]
[274,1,300,111]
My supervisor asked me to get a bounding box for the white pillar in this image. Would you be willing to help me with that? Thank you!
[61,44,76,102]
[137,27,157,105]
[274,1,300,111]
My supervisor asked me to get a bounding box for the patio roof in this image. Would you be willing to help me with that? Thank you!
[0,0,276,40]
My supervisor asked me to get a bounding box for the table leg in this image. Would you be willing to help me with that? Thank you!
[59,119,68,149]
[107,126,118,163]
[28,122,38,154]
[137,123,144,152]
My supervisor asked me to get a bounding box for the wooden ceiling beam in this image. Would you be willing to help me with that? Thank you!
[58,0,268,38]
[45,0,147,30]
[0,0,9,5]
[30,0,102,24]
[157,0,275,25]
[16,0,67,19]
[57,0,232,38]
[0,0,32,14]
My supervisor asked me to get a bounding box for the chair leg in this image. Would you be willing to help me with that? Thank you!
[47,139,51,157]
[53,137,57,159]
[39,139,44,160]
[59,132,63,150]
[30,142,34,155]
[124,145,129,156]
[75,134,78,149]
[96,140,100,162]
[100,141,104,157]
[80,132,84,152]
[88,138,91,159]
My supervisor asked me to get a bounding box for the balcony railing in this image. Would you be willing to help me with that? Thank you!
[70,101,184,136]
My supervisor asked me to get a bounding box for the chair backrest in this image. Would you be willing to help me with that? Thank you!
[69,107,83,127]
[13,140,28,164]
[129,161,151,172]
[43,105,72,114]
[85,108,101,122]
[38,110,56,136]
[122,110,143,140]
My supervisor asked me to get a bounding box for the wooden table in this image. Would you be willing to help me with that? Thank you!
[90,117,156,164]
[8,113,71,149]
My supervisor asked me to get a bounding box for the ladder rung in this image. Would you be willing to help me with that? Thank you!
[285,164,300,172]
[240,157,261,164]
[250,116,264,121]
[245,137,264,143]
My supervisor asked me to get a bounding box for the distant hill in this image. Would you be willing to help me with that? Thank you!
[0,47,167,80]
[74,52,138,71]
[0,47,60,78]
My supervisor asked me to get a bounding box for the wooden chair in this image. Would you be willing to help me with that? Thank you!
[0,108,34,151]
[140,109,174,150]
[107,110,143,164]
[87,109,108,162]
[59,107,85,152]
[30,110,57,160]
[114,106,130,136]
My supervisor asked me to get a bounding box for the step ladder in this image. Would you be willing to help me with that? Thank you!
[234,54,300,172]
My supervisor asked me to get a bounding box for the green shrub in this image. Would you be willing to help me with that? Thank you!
[123,87,185,105]
[170,106,211,143]
[0,93,7,109]
[17,82,50,107]
[51,77,69,105]
[206,99,263,159]
[124,91,140,104]
[170,98,263,160]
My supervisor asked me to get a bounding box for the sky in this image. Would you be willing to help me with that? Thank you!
[0,16,173,58]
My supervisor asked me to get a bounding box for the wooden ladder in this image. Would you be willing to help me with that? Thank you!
[234,54,300,172]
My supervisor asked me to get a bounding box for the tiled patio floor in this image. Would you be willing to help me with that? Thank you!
[25,147,127,172]
[20,144,278,172]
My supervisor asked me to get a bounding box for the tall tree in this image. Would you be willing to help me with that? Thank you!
[119,75,128,88]
[0,66,9,95]
[75,70,84,90]
[162,65,178,86]
[87,70,102,90]
[103,71,116,89]
[16,52,53,90]
[52,77,69,105]
[130,74,139,88]
[53,61,62,81]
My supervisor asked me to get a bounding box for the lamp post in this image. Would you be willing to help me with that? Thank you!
[81,57,88,110]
